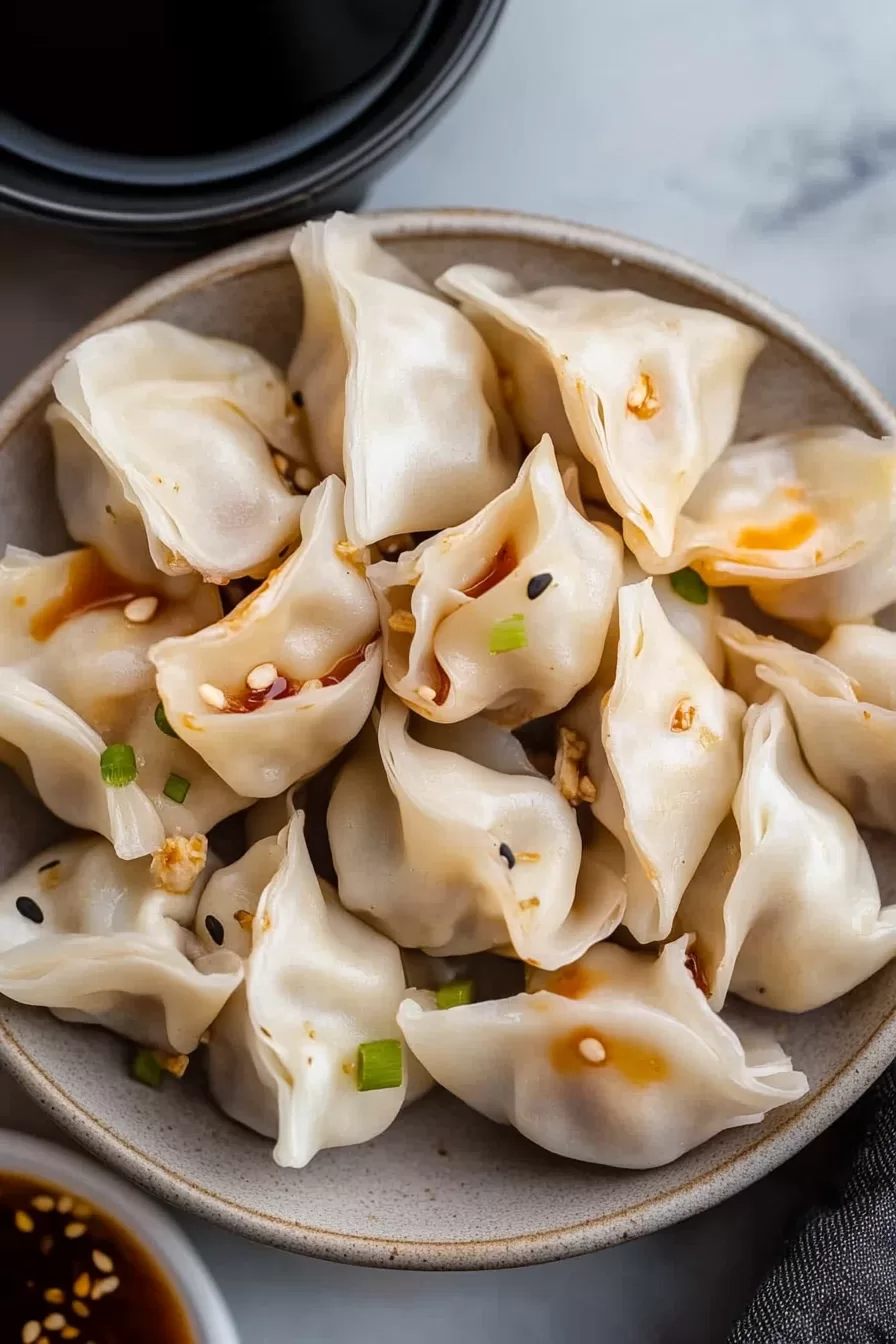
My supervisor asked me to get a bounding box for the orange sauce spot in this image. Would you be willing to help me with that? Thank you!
[550,1027,606,1074]
[735,512,816,552]
[549,1028,668,1084]
[463,541,518,600]
[545,965,601,1000]
[29,549,162,642]
[13,595,26,608]
[781,485,807,502]
[320,643,372,688]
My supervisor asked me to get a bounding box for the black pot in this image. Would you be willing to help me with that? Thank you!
[0,0,506,241]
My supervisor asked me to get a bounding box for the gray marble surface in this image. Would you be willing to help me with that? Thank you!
[0,0,892,1338]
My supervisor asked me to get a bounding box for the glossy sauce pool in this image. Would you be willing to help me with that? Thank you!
[0,1172,195,1343]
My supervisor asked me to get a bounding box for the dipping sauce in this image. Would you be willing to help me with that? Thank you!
[1,1173,195,1343]
[224,643,375,713]
[462,541,517,600]
[27,550,161,643]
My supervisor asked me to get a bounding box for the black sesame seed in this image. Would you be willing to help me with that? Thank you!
[526,573,552,600]
[205,914,224,945]
[291,390,304,408]
[16,896,44,924]
[37,860,60,874]
[499,843,516,869]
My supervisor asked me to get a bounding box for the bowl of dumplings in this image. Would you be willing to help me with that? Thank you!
[0,208,895,1270]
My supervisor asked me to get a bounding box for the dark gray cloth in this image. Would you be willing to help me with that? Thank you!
[729,1066,896,1342]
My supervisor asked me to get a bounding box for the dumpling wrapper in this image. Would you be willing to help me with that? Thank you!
[625,427,896,587]
[567,580,745,944]
[398,937,807,1169]
[51,320,305,583]
[0,837,241,1053]
[328,691,623,967]
[151,477,381,799]
[195,812,414,1168]
[367,435,623,727]
[0,546,246,860]
[289,214,519,548]
[747,527,896,636]
[677,695,896,1012]
[718,617,896,832]
[437,263,764,555]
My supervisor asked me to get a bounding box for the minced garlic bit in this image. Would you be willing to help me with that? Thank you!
[626,371,661,419]
[293,466,318,493]
[387,609,416,634]
[198,682,227,710]
[334,539,370,569]
[92,1250,114,1274]
[151,834,208,894]
[234,909,254,934]
[670,698,697,733]
[246,662,278,691]
[151,1050,190,1078]
[578,1036,606,1064]
[553,727,596,805]
[416,685,437,703]
[123,595,158,624]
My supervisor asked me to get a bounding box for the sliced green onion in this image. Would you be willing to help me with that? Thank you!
[154,700,177,737]
[356,1039,403,1092]
[131,1048,163,1088]
[489,613,528,654]
[436,980,475,1010]
[163,773,191,804]
[100,744,137,788]
[669,567,709,605]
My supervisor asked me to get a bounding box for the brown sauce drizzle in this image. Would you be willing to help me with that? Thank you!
[29,550,161,643]
[225,642,375,714]
[433,660,451,707]
[0,1172,196,1342]
[685,948,710,997]
[462,541,517,600]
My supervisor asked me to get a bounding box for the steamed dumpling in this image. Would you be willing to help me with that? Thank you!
[747,527,896,636]
[327,692,623,967]
[437,263,764,554]
[0,837,241,1053]
[676,696,896,1012]
[289,214,519,547]
[0,546,246,862]
[718,618,896,832]
[367,435,623,726]
[398,937,807,1168]
[50,320,305,584]
[151,477,381,798]
[625,427,896,586]
[567,580,745,943]
[195,812,411,1168]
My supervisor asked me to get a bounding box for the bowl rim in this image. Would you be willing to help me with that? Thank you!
[0,1128,239,1340]
[0,206,895,1270]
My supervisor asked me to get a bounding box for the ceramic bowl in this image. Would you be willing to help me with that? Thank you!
[0,1129,239,1340]
[0,208,894,1271]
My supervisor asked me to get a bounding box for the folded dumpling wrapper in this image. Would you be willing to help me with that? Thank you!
[719,617,896,833]
[437,263,764,555]
[625,427,896,588]
[398,937,807,1169]
[195,811,418,1168]
[51,320,305,584]
[328,691,623,967]
[0,837,242,1053]
[0,546,246,861]
[677,695,896,1011]
[566,580,745,943]
[151,477,381,798]
[367,435,623,727]
[289,214,519,547]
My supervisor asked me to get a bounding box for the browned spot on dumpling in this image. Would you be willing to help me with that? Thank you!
[544,965,602,1000]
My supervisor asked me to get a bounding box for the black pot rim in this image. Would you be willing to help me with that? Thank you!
[0,0,506,234]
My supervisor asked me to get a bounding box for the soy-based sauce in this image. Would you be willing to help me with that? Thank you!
[27,550,161,643]
[1,1172,195,1343]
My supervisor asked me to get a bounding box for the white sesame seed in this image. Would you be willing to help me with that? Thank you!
[578,1037,606,1064]
[122,595,158,624]
[23,1323,41,1344]
[272,452,291,476]
[416,685,437,702]
[198,683,227,710]
[15,1209,34,1233]
[90,1276,119,1301]
[31,1196,54,1213]
[302,678,323,692]
[55,1196,73,1215]
[73,1273,91,1299]
[91,1250,114,1274]
[64,1222,87,1239]
[42,1316,65,1332]
[293,466,318,493]
[246,662,278,692]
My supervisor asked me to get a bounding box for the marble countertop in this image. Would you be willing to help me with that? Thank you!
[0,0,892,1337]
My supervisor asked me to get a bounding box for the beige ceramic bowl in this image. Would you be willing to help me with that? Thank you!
[1,209,895,1271]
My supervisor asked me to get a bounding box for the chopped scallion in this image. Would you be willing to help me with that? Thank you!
[131,1048,163,1088]
[163,773,191,804]
[154,701,177,737]
[489,613,527,654]
[100,744,137,787]
[436,980,475,1010]
[356,1039,403,1092]
[669,568,709,605]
